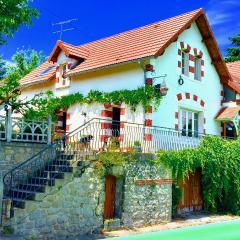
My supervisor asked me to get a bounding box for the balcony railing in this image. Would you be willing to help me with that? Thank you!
[66,118,204,152]
[0,115,51,144]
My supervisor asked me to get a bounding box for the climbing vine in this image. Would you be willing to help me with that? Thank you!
[25,85,161,120]
[157,136,240,215]
[95,138,136,176]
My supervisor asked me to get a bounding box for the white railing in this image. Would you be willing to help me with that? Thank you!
[66,118,203,152]
[0,115,51,144]
[11,117,49,143]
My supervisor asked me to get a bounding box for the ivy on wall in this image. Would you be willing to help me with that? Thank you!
[25,85,161,120]
[95,138,136,176]
[157,136,240,215]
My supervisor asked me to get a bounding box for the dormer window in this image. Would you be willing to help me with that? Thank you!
[56,63,70,88]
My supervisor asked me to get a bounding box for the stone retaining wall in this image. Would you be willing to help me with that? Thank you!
[0,142,46,224]
[122,160,172,227]
[0,142,46,178]
[5,155,172,239]
[8,164,105,239]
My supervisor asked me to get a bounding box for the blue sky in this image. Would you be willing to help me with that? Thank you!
[1,0,239,60]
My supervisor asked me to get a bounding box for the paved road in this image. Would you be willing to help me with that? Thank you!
[105,220,240,240]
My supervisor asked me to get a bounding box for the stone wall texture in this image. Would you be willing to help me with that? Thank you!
[0,142,46,178]
[7,164,105,239]
[4,155,172,239]
[122,160,172,227]
[0,142,46,224]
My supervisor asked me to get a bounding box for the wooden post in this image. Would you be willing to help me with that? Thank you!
[6,108,12,142]
[47,116,52,145]
[223,122,226,138]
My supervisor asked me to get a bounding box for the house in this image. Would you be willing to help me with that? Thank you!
[216,61,240,137]
[1,8,240,238]
[19,9,239,143]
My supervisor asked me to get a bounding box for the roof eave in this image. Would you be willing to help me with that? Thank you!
[67,56,152,77]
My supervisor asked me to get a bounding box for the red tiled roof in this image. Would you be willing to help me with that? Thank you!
[20,61,55,86]
[48,41,89,63]
[21,8,236,90]
[69,9,204,75]
[215,106,240,121]
[226,61,240,90]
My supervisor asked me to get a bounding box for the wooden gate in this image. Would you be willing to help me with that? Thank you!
[104,175,116,219]
[178,168,202,212]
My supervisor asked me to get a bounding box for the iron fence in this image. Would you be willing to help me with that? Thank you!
[66,118,204,153]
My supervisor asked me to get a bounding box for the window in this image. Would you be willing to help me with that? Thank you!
[36,66,54,77]
[62,64,67,85]
[59,64,67,86]
[180,109,199,137]
[194,57,201,80]
[181,51,189,76]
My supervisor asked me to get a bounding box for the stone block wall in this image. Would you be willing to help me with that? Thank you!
[122,159,172,227]
[0,142,46,223]
[0,142,46,178]
[9,165,105,239]
[4,154,172,239]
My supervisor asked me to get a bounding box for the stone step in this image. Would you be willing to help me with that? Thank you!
[45,165,73,172]
[38,170,65,179]
[17,184,46,193]
[11,198,26,209]
[28,177,55,186]
[11,189,36,201]
[56,154,74,160]
[52,159,72,166]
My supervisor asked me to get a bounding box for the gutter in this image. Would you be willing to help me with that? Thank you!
[66,56,152,78]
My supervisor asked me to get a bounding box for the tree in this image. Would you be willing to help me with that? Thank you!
[0,0,39,45]
[0,56,7,79]
[225,34,240,62]
[0,48,46,111]
[7,48,46,81]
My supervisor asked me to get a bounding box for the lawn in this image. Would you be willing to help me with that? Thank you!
[107,220,240,240]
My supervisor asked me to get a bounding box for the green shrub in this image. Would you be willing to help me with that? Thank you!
[2,226,14,235]
[157,136,240,215]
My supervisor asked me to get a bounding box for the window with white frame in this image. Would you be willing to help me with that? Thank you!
[58,63,68,86]
[180,109,199,137]
[181,51,189,76]
[194,57,202,81]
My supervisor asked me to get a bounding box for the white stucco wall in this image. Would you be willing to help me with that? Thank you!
[20,22,223,136]
[151,22,223,135]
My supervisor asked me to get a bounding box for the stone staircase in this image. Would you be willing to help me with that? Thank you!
[1,119,100,224]
[4,149,94,217]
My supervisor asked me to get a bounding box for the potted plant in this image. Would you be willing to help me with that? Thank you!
[133,141,142,152]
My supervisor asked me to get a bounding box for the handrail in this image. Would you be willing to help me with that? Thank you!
[2,118,98,208]
[3,118,97,178]
[2,117,233,216]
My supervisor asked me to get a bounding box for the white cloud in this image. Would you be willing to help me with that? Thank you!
[206,12,231,26]
[206,0,240,26]
[205,0,240,50]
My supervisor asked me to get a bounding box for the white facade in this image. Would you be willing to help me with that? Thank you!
[21,21,223,137]
[150,22,223,135]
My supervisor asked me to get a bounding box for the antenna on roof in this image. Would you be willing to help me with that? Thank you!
[52,18,78,40]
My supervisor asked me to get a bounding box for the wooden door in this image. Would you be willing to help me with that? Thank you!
[104,175,116,219]
[178,168,202,212]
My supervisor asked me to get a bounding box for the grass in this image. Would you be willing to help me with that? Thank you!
[106,220,240,240]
